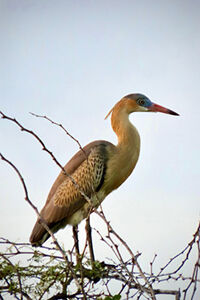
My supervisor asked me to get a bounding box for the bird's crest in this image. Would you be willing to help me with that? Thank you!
[104,107,114,120]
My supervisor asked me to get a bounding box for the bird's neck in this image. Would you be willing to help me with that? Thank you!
[111,104,140,180]
[111,106,140,152]
[102,106,140,195]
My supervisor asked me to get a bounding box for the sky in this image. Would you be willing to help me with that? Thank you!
[0,0,200,298]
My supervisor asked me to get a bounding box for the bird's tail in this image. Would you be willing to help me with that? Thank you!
[29,219,50,246]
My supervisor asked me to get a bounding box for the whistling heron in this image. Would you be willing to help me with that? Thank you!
[30,94,179,247]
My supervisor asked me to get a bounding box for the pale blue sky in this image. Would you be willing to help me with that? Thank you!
[0,0,200,298]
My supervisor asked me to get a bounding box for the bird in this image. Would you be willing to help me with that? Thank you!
[30,93,179,246]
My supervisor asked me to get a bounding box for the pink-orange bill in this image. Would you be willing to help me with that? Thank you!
[149,103,179,116]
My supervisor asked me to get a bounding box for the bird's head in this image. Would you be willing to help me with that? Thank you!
[124,93,179,115]
[105,93,179,119]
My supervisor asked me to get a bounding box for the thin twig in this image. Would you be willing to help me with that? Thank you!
[30,112,85,154]
[0,153,84,294]
[95,207,156,300]
[0,111,91,205]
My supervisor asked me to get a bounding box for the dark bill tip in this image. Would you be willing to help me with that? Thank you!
[167,109,179,116]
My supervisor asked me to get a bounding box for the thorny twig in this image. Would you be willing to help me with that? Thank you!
[95,206,156,299]
[0,237,186,299]
[158,222,200,277]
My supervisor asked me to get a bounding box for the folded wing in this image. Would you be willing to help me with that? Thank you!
[29,141,110,246]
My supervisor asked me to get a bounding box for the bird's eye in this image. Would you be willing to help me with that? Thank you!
[138,99,145,106]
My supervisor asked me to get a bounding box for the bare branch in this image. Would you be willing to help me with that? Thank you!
[95,206,156,300]
[0,111,91,204]
[0,153,66,260]
[0,153,85,294]
[30,112,85,154]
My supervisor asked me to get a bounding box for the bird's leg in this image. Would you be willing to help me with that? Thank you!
[85,216,95,263]
[72,225,80,263]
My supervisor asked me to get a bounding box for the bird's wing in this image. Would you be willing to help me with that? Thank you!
[41,143,108,223]
[45,140,109,204]
[30,141,112,245]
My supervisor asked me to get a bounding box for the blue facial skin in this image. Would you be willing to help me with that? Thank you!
[124,93,153,108]
[136,95,152,108]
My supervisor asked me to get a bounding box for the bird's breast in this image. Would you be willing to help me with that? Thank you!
[103,140,140,195]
